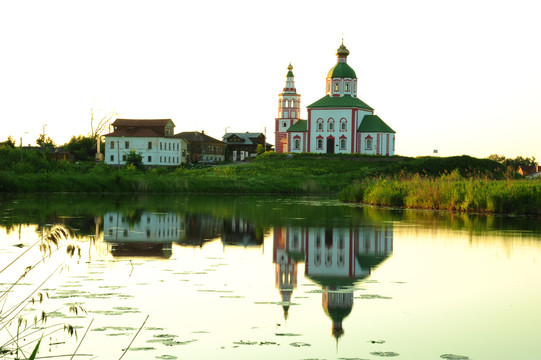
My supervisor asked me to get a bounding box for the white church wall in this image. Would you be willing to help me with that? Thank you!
[309,108,353,153]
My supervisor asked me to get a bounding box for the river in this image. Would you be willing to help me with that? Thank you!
[1,194,540,360]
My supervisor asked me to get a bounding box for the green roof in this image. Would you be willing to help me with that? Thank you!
[287,70,294,77]
[357,115,395,133]
[327,62,356,78]
[307,95,373,110]
[287,120,307,132]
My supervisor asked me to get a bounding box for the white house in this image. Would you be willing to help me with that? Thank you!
[104,119,188,166]
[275,43,396,155]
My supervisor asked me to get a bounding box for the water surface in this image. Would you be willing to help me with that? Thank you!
[1,195,540,359]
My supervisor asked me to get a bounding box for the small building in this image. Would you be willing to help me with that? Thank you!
[175,131,226,163]
[222,132,266,161]
[104,119,187,167]
[518,164,540,178]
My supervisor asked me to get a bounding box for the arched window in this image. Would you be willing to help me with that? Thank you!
[334,82,339,91]
[294,138,300,150]
[365,137,373,150]
[340,138,346,150]
[317,138,323,150]
[317,119,323,131]
[340,119,347,131]
[345,82,350,92]
[328,119,335,131]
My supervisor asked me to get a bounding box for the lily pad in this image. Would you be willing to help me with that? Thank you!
[370,351,399,357]
[290,342,311,347]
[440,355,470,360]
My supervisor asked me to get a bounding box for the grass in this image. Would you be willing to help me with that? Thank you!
[339,170,541,215]
[0,153,509,195]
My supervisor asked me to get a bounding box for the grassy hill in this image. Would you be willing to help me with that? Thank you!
[1,153,508,194]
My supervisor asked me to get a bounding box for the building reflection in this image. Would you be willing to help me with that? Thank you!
[103,212,184,259]
[273,224,393,339]
[103,212,264,255]
[222,217,264,247]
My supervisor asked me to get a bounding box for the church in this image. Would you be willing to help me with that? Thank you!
[275,43,396,155]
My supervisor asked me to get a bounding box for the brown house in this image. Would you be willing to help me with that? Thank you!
[222,132,268,161]
[175,131,225,163]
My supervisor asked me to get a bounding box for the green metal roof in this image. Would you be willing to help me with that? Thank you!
[287,70,294,77]
[327,62,357,78]
[357,115,396,133]
[287,119,307,132]
[307,95,373,110]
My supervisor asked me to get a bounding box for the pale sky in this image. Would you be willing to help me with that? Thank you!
[1,0,540,160]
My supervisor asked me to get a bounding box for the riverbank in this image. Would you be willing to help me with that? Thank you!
[339,171,541,215]
[1,153,508,194]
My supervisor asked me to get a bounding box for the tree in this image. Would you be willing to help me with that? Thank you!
[488,154,537,169]
[0,136,16,148]
[256,144,265,155]
[36,134,55,151]
[125,150,143,170]
[90,108,118,158]
[63,135,99,161]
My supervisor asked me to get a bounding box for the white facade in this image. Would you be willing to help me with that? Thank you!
[104,211,185,244]
[104,136,187,166]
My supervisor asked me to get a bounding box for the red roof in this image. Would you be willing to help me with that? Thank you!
[104,118,175,138]
[112,119,174,127]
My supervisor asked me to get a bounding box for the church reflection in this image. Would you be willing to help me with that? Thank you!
[273,224,393,339]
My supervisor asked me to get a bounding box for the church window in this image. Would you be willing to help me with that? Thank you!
[340,138,346,150]
[122,155,126,161]
[283,121,287,127]
[110,155,114,161]
[316,138,323,150]
[125,141,129,148]
[328,120,335,131]
[148,142,152,149]
[365,137,373,150]
[148,156,152,162]
[334,83,339,91]
[317,119,323,131]
[345,83,350,92]
[160,142,162,150]
[110,142,114,149]
[294,138,300,150]
[340,119,347,131]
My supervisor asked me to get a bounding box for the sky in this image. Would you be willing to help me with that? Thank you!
[1,0,540,160]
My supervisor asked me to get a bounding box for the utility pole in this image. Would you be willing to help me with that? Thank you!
[42,124,47,150]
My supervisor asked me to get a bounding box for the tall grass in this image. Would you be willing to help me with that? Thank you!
[0,226,82,358]
[339,170,541,215]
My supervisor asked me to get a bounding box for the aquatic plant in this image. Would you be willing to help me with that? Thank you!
[0,225,82,358]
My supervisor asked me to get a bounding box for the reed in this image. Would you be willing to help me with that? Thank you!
[339,170,541,215]
[0,226,83,358]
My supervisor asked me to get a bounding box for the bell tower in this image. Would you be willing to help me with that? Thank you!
[275,63,301,153]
